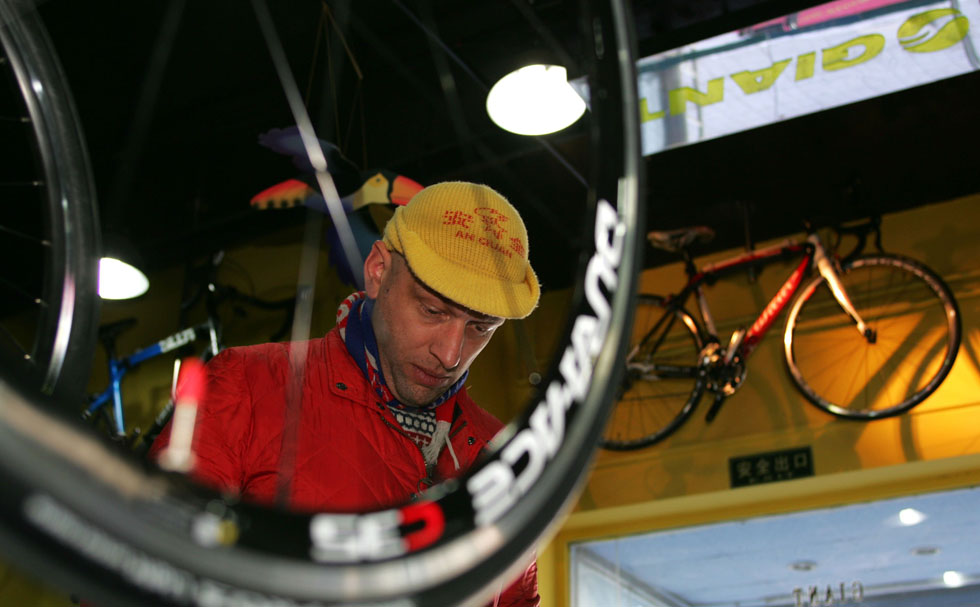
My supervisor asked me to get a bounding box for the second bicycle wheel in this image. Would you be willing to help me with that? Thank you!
[0,0,100,408]
[784,254,961,419]
[601,294,705,450]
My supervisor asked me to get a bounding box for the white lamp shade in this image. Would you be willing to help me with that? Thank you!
[486,64,587,136]
[99,257,150,300]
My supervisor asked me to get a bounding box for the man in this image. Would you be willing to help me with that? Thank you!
[150,181,541,606]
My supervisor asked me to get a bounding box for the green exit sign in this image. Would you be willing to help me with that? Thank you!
[729,446,814,488]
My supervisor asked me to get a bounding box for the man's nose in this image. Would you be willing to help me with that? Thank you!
[431,320,465,370]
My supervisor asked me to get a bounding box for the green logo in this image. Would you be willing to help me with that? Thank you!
[898,8,970,53]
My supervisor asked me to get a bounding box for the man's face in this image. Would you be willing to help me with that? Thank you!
[364,243,504,407]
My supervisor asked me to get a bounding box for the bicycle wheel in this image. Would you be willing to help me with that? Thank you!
[601,294,705,450]
[0,0,100,407]
[0,1,642,605]
[785,254,960,419]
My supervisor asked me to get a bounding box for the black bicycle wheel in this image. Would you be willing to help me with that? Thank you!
[601,294,704,450]
[0,1,642,605]
[0,0,100,408]
[784,254,960,420]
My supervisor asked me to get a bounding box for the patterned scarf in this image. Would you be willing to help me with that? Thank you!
[337,292,464,468]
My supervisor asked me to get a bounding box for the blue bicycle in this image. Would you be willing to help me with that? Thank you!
[83,317,218,441]
[84,250,295,447]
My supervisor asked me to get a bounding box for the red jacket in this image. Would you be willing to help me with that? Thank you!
[150,326,538,605]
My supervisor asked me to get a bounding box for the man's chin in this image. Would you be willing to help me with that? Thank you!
[393,382,448,409]
[407,389,443,408]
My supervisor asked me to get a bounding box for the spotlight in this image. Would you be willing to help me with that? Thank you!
[486,64,586,136]
[98,235,150,300]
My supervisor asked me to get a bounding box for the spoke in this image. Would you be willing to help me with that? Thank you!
[0,222,48,246]
[250,0,346,508]
[621,390,692,402]
[0,274,41,305]
[0,180,42,187]
[102,0,185,225]
[0,322,29,360]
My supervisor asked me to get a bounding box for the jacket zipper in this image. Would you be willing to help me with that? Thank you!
[374,410,433,491]
[449,420,467,439]
[373,406,476,494]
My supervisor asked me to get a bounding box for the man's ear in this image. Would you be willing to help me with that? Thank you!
[363,241,391,298]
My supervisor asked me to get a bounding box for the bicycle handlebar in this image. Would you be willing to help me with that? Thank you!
[830,215,883,262]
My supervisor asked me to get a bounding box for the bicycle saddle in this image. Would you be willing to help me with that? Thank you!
[646,226,715,253]
[97,317,138,343]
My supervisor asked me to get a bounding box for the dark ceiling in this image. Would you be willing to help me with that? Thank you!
[32,0,980,290]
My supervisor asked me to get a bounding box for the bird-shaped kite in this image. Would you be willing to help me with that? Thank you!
[250,126,423,287]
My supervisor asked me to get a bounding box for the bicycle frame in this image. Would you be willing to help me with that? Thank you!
[667,231,870,363]
[85,322,216,437]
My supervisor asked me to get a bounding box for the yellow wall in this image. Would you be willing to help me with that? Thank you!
[539,194,980,606]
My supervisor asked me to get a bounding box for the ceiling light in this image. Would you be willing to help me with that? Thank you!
[486,64,586,136]
[99,233,150,300]
[790,560,817,571]
[943,571,965,587]
[898,508,927,526]
[912,546,940,556]
[99,257,150,300]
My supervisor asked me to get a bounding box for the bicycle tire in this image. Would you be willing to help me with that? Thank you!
[0,0,100,407]
[784,254,960,420]
[0,1,643,605]
[600,294,705,450]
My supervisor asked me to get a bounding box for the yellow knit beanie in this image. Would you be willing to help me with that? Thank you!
[382,181,540,319]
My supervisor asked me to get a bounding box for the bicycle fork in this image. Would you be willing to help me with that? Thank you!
[809,233,875,343]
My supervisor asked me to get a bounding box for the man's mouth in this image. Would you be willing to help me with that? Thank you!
[411,364,449,388]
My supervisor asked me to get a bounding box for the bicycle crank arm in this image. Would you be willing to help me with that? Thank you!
[704,392,727,423]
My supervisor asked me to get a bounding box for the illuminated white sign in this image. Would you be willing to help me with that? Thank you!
[793,582,864,607]
[635,0,979,155]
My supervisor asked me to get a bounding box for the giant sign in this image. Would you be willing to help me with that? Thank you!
[636,0,979,155]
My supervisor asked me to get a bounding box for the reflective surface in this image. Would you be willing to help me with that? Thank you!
[571,486,980,606]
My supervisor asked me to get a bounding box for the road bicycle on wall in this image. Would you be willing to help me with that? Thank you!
[600,218,961,451]
[0,0,643,605]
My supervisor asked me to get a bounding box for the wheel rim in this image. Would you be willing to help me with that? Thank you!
[0,0,643,604]
[785,255,960,420]
[601,296,704,450]
[0,0,100,407]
